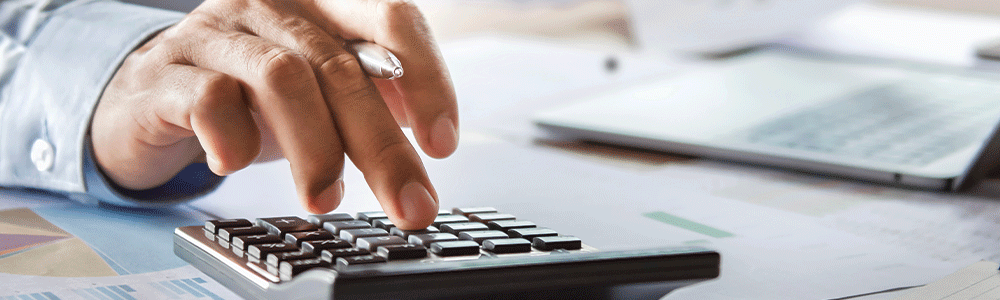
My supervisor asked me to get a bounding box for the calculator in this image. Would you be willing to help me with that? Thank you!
[174,207,720,299]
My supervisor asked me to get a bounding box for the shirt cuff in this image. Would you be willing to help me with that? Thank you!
[77,138,224,208]
[0,1,222,207]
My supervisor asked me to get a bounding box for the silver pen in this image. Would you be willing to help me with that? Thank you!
[349,41,404,80]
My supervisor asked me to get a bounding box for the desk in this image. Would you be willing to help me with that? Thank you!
[3,1,1000,299]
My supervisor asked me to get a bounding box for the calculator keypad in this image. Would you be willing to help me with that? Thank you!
[201,207,585,279]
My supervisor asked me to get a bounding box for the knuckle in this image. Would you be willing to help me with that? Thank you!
[259,47,312,83]
[375,0,418,21]
[281,17,324,45]
[318,52,365,81]
[369,131,413,171]
[193,73,241,110]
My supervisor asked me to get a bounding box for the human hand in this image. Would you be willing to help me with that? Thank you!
[90,0,458,229]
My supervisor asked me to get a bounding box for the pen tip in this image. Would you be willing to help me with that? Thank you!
[392,68,404,78]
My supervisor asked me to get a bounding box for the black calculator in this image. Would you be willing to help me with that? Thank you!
[174,207,720,299]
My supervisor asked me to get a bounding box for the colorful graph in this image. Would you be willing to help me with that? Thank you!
[0,208,118,277]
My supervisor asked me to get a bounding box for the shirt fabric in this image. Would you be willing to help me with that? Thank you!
[0,0,223,207]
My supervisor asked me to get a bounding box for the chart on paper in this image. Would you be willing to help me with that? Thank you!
[0,205,239,300]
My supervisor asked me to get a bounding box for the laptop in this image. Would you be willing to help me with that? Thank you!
[534,52,1000,191]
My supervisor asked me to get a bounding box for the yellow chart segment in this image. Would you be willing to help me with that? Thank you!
[0,208,118,277]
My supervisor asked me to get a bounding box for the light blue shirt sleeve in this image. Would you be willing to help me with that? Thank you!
[0,0,225,207]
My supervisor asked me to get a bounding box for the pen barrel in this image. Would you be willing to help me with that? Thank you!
[351,42,404,80]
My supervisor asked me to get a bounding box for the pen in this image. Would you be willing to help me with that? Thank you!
[349,41,404,80]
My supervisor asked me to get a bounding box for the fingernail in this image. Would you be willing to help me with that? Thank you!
[397,181,438,223]
[314,179,344,213]
[206,155,227,176]
[430,117,458,155]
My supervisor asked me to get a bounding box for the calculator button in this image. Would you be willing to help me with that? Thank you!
[356,236,408,251]
[257,217,319,236]
[232,234,282,251]
[267,250,317,266]
[279,258,329,277]
[390,226,440,239]
[336,255,387,267]
[340,228,389,243]
[284,230,336,246]
[532,236,582,251]
[438,209,454,215]
[487,220,536,232]
[508,228,558,240]
[248,243,298,258]
[468,213,516,223]
[458,231,509,244]
[323,220,372,234]
[376,244,428,260]
[452,207,497,216]
[408,233,459,247]
[429,241,481,256]
[439,222,490,235]
[306,213,354,226]
[356,211,389,223]
[372,219,396,230]
[320,248,370,262]
[482,238,532,254]
[205,219,251,234]
[301,239,352,253]
[432,215,470,227]
[218,226,268,242]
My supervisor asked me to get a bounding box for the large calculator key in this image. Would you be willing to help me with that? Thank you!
[429,240,481,256]
[487,220,536,232]
[323,220,372,234]
[452,207,497,216]
[508,228,558,240]
[356,211,389,223]
[301,239,351,253]
[408,233,459,247]
[468,213,516,223]
[340,228,389,243]
[267,250,317,266]
[306,213,354,226]
[390,226,440,239]
[257,217,319,236]
[372,219,396,231]
[279,258,329,277]
[320,248,370,262]
[205,219,251,234]
[284,231,336,246]
[376,244,428,260]
[482,238,532,254]
[336,255,387,268]
[432,215,470,227]
[458,230,509,244]
[356,236,407,251]
[218,226,267,242]
[439,222,490,235]
[532,236,582,251]
[248,243,298,258]
[232,234,282,251]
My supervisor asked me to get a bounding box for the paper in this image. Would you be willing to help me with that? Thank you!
[193,133,962,299]
[894,261,1000,300]
[0,202,240,299]
[784,2,1000,67]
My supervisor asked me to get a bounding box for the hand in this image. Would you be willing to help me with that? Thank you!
[90,0,458,229]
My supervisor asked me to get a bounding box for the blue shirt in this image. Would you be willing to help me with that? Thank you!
[0,0,222,207]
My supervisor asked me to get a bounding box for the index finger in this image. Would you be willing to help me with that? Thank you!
[311,0,459,159]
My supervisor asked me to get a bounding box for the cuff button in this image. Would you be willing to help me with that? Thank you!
[31,139,54,172]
